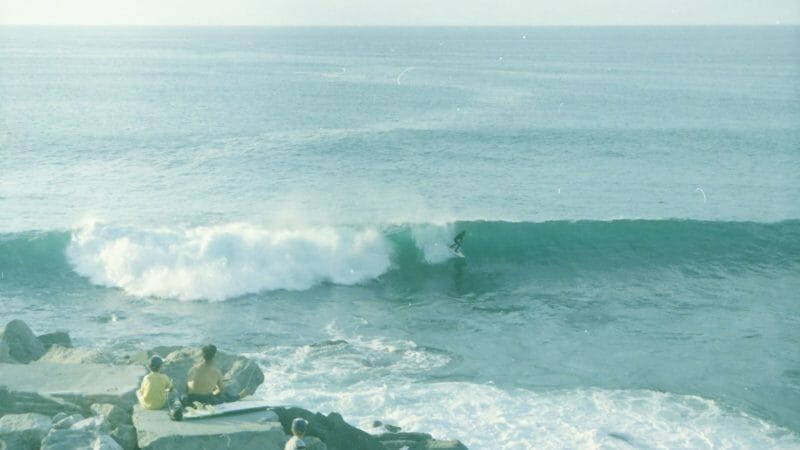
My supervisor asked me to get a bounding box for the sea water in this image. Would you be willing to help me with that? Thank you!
[1,26,799,449]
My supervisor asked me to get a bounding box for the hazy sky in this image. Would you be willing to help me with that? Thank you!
[1,0,798,26]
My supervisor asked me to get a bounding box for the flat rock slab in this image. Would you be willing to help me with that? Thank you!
[0,362,143,397]
[0,363,144,415]
[133,406,286,450]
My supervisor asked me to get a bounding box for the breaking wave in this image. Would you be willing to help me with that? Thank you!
[1,219,797,301]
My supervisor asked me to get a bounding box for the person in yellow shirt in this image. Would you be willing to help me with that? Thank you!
[137,355,173,410]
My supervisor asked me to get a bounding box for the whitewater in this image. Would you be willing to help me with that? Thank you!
[1,26,800,449]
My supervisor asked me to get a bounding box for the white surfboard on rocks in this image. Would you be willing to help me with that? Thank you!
[182,400,272,420]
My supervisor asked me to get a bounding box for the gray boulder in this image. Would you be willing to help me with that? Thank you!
[377,432,469,450]
[273,407,386,450]
[41,429,123,450]
[304,436,328,450]
[2,320,46,363]
[110,424,138,450]
[0,413,53,450]
[97,434,125,450]
[38,345,113,364]
[91,403,132,428]
[37,331,72,349]
[0,340,13,363]
[0,362,144,416]
[423,441,468,450]
[133,405,286,450]
[53,414,85,430]
[72,415,111,434]
[156,346,264,398]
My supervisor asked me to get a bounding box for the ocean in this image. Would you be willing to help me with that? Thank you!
[1,26,799,449]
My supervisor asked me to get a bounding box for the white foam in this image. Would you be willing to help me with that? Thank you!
[67,221,391,301]
[249,327,800,450]
[409,223,457,263]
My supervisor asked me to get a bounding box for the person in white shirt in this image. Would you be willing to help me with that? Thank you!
[284,417,308,450]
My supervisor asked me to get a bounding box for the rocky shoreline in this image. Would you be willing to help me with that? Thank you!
[0,319,468,450]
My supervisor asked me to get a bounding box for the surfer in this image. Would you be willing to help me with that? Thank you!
[449,231,466,253]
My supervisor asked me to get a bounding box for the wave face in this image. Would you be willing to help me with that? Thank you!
[1,219,797,301]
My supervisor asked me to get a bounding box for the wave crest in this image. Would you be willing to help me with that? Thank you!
[67,221,392,301]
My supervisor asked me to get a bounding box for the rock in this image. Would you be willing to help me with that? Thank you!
[2,320,46,363]
[0,362,144,416]
[53,414,85,430]
[97,433,125,449]
[377,432,432,442]
[42,429,94,450]
[0,340,14,363]
[0,413,53,450]
[37,331,72,349]
[91,403,132,428]
[72,415,110,434]
[157,347,263,398]
[110,424,138,450]
[273,407,386,450]
[0,384,81,418]
[41,429,123,450]
[304,435,328,450]
[222,358,264,398]
[377,432,468,450]
[423,440,468,450]
[133,405,286,450]
[38,345,114,364]
[380,440,418,450]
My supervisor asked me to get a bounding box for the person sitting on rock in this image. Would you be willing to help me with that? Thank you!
[184,344,242,405]
[285,418,308,450]
[137,355,173,410]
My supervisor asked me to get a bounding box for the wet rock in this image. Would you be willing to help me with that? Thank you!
[304,435,328,450]
[92,403,132,428]
[41,428,123,450]
[0,340,13,363]
[53,413,85,430]
[37,331,72,349]
[0,413,52,450]
[110,424,138,450]
[273,407,386,450]
[38,345,114,364]
[72,415,111,434]
[2,320,45,363]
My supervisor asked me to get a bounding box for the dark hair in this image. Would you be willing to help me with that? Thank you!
[291,417,308,434]
[149,355,163,371]
[201,344,217,362]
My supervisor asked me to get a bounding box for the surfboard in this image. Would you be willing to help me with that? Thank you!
[450,247,465,258]
[181,400,272,420]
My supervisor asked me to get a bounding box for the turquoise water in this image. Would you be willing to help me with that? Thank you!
[1,27,799,449]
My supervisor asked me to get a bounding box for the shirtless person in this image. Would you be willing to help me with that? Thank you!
[185,344,239,405]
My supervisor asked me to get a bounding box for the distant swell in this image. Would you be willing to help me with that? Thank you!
[1,219,797,301]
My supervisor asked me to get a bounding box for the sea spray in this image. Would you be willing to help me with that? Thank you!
[66,221,393,300]
[249,326,800,450]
